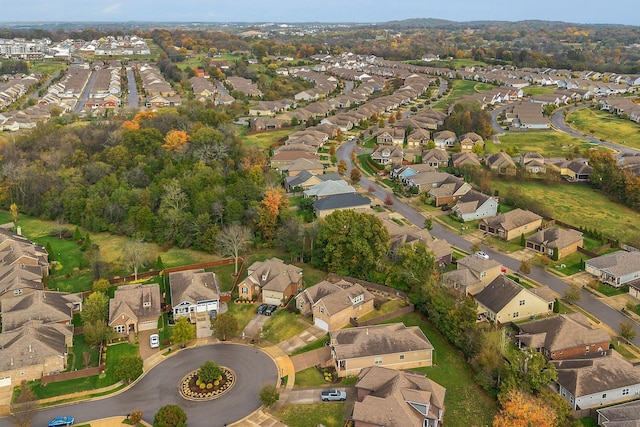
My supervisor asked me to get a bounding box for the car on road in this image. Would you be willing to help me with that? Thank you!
[49,416,75,427]
[475,251,490,259]
[264,304,278,316]
[149,333,159,349]
[321,389,346,401]
[256,303,268,315]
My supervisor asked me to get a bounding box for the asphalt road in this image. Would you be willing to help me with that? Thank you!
[126,67,139,108]
[0,344,277,427]
[336,141,640,347]
[75,68,97,113]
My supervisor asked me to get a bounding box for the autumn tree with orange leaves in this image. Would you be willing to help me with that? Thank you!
[256,188,288,242]
[163,130,189,153]
[493,389,557,427]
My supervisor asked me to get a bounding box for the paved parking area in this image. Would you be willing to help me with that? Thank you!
[138,329,161,360]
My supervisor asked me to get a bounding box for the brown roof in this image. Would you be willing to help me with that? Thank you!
[1,290,81,332]
[245,258,302,293]
[309,281,373,316]
[108,283,162,326]
[169,269,219,306]
[526,227,583,249]
[481,208,542,231]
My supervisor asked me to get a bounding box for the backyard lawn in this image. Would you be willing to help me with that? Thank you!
[485,131,598,158]
[240,127,296,150]
[567,106,640,151]
[488,181,640,244]
[273,402,345,427]
[432,80,495,110]
[67,334,100,371]
[384,312,498,427]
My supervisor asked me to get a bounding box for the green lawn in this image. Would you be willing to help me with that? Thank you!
[483,235,526,254]
[261,310,309,345]
[522,87,557,96]
[290,335,329,356]
[567,106,640,151]
[226,301,257,334]
[356,299,407,322]
[273,402,345,427]
[294,367,327,388]
[241,128,295,150]
[486,131,596,158]
[432,80,495,110]
[575,417,599,427]
[385,312,498,427]
[488,181,640,244]
[67,334,100,371]
[103,342,139,385]
[436,214,477,235]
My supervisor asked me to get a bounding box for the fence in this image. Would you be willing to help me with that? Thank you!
[40,366,103,385]
[350,304,415,327]
[108,258,239,285]
[331,274,411,302]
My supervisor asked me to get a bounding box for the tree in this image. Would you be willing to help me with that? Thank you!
[9,202,19,224]
[153,404,187,427]
[501,348,557,395]
[552,246,559,261]
[162,130,189,153]
[83,321,115,347]
[198,360,223,383]
[423,217,433,231]
[564,284,582,305]
[216,224,252,275]
[92,278,111,293]
[129,410,143,425]
[155,255,165,270]
[350,167,361,184]
[123,237,151,281]
[519,259,531,274]
[114,356,143,384]
[172,317,196,346]
[81,291,109,325]
[494,389,557,427]
[384,194,394,206]
[256,188,288,242]
[313,210,390,278]
[337,159,348,175]
[9,381,36,427]
[211,312,239,341]
[520,233,525,247]
[259,384,280,408]
[620,320,637,344]
[73,226,83,242]
[395,242,438,293]
[470,242,481,254]
[275,218,305,262]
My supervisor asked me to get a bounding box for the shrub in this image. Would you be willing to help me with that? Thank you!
[129,410,143,424]
[199,383,205,390]
[206,383,213,389]
[214,380,220,386]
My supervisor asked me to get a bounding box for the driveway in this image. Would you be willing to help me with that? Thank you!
[0,344,278,427]
[242,313,270,340]
[138,329,161,361]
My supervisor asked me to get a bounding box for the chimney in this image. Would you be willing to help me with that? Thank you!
[29,344,32,352]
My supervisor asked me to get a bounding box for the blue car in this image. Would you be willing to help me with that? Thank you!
[49,416,75,426]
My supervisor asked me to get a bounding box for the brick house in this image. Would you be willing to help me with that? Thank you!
[525,227,584,259]
[108,283,162,337]
[238,258,303,305]
[478,209,542,241]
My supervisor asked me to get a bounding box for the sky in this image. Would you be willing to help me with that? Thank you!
[2,0,639,26]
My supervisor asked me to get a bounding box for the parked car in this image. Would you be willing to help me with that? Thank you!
[264,304,278,316]
[475,251,490,260]
[256,303,268,315]
[49,417,75,427]
[149,333,160,349]
[321,389,346,401]
[441,204,451,211]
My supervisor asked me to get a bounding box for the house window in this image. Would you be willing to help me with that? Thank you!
[602,393,607,398]
[13,289,22,296]
[319,307,324,314]
[513,312,519,318]
[623,389,630,395]
[585,346,590,352]
[114,325,125,333]
[241,288,248,294]
[480,271,486,278]
[352,294,364,304]
[519,300,525,306]
[399,354,405,360]
[374,358,383,365]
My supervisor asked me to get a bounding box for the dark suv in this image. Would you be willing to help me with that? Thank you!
[256,303,268,315]
[264,304,278,316]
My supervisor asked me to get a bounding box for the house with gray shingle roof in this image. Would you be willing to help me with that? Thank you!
[516,313,610,360]
[169,269,220,322]
[108,283,161,337]
[330,323,434,377]
[303,180,356,199]
[596,399,640,426]
[452,190,498,221]
[238,257,303,305]
[484,152,517,175]
[442,254,504,296]
[585,251,640,288]
[526,226,584,259]
[553,351,640,410]
[475,275,554,324]
[1,290,81,332]
[313,193,371,218]
[353,366,446,427]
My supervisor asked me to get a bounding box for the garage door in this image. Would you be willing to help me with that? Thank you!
[138,321,157,331]
[0,377,11,388]
[314,318,329,332]
[264,296,281,306]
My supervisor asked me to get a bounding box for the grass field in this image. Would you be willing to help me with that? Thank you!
[384,312,498,427]
[522,86,557,96]
[67,334,100,371]
[28,61,68,76]
[432,80,495,111]
[356,299,407,322]
[488,181,640,243]
[567,106,640,150]
[486,131,600,158]
[273,402,345,427]
[227,301,258,334]
[241,127,295,149]
[261,310,309,344]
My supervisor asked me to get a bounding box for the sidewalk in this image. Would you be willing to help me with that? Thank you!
[277,323,327,354]
[88,416,152,427]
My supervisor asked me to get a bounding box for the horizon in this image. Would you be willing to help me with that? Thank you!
[2,0,639,27]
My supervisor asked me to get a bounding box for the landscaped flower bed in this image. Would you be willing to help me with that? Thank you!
[178,366,236,401]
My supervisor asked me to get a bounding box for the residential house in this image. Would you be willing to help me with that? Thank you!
[452,152,482,168]
[597,399,640,426]
[330,323,434,377]
[422,149,449,168]
[249,117,284,131]
[278,158,325,177]
[169,269,220,322]
[108,283,162,337]
[0,290,81,332]
[238,258,303,305]
[404,171,452,193]
[550,159,593,182]
[303,180,356,199]
[452,190,499,221]
[376,128,405,146]
[313,193,372,218]
[428,176,472,207]
[484,152,517,175]
[371,145,404,166]
[0,320,73,387]
[352,366,446,427]
[284,171,341,192]
[270,151,318,169]
[406,128,431,149]
[516,313,610,360]
[520,152,547,174]
[585,251,640,288]
[442,254,503,296]
[295,279,374,331]
[459,132,484,151]
[478,209,543,241]
[475,275,555,324]
[553,351,640,410]
[390,164,436,182]
[526,227,584,259]
[433,130,457,149]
